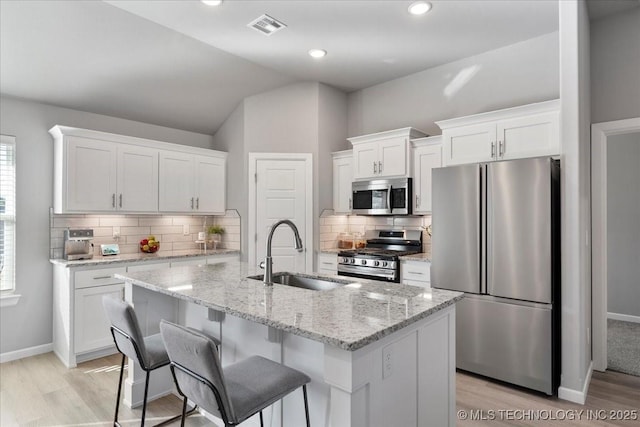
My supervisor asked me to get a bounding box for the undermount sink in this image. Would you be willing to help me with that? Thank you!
[247,273,350,291]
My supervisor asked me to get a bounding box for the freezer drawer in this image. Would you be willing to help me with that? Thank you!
[456,295,553,395]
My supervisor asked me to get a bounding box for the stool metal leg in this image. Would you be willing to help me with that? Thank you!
[303,385,311,427]
[259,410,264,427]
[114,354,126,427]
[140,370,151,426]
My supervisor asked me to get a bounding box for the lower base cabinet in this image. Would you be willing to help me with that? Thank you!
[317,252,338,275]
[401,260,431,288]
[52,254,238,368]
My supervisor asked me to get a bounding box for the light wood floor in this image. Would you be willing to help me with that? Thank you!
[1,352,638,426]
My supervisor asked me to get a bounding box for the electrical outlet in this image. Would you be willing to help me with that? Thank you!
[112,230,120,240]
[183,224,190,236]
[382,345,393,378]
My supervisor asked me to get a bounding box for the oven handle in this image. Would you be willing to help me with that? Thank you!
[387,184,393,214]
[337,264,397,278]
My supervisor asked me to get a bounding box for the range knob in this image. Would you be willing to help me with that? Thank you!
[360,259,367,265]
[373,260,380,267]
[350,258,356,264]
[342,257,350,263]
[382,261,388,267]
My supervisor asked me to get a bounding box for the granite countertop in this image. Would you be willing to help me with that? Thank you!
[50,248,239,267]
[115,261,462,351]
[399,253,431,262]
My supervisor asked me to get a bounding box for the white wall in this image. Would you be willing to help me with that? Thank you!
[558,0,592,402]
[347,32,559,137]
[590,8,640,124]
[212,82,348,262]
[607,132,640,317]
[0,95,214,355]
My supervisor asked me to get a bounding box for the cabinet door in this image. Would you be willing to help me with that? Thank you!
[352,141,379,179]
[317,253,338,274]
[194,155,226,214]
[442,123,496,166]
[74,283,123,354]
[159,151,194,212]
[497,111,560,160]
[413,144,442,214]
[333,156,353,214]
[117,145,158,212]
[378,137,408,177]
[66,137,117,211]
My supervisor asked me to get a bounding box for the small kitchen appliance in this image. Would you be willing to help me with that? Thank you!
[337,229,422,282]
[63,229,94,260]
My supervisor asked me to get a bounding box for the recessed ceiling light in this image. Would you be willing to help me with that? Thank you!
[408,1,431,15]
[201,0,222,5]
[308,49,327,58]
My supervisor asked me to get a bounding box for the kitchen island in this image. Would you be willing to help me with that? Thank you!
[115,261,463,427]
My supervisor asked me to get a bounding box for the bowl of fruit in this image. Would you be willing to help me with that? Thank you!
[140,236,160,253]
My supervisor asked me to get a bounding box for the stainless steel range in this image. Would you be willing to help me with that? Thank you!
[337,230,422,282]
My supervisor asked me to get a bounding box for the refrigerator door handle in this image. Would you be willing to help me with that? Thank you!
[480,164,487,295]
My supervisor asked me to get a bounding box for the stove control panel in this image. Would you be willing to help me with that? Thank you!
[338,256,397,270]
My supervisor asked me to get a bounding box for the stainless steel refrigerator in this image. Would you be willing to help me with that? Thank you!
[431,157,560,395]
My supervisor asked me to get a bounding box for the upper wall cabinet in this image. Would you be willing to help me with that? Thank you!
[436,100,560,166]
[411,136,442,214]
[159,151,226,214]
[332,150,353,214]
[348,127,427,180]
[50,126,227,214]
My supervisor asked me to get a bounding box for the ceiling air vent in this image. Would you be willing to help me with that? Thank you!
[248,14,287,36]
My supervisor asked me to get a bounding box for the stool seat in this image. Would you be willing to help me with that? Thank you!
[142,333,170,369]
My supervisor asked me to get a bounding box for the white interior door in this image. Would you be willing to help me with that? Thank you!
[255,159,307,273]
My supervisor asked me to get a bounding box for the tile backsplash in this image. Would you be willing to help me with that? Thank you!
[50,210,240,259]
[319,211,432,256]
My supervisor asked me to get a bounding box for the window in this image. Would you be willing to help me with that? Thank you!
[1,135,16,293]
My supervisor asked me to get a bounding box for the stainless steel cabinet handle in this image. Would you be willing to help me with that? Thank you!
[499,140,504,157]
[190,197,194,209]
[349,198,352,209]
[119,194,123,208]
[491,141,496,158]
[112,193,116,208]
[416,195,420,208]
[321,262,334,266]
[379,161,382,173]
[93,275,112,280]
[407,271,424,275]
[196,197,200,210]
[373,161,377,174]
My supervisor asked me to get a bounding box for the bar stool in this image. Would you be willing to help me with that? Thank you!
[159,320,311,427]
[102,297,218,426]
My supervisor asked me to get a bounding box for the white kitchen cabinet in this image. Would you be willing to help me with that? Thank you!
[317,252,338,275]
[74,283,123,354]
[332,150,353,214]
[437,99,560,166]
[412,136,442,214]
[349,127,427,180]
[401,260,431,288]
[50,125,227,214]
[159,151,226,214]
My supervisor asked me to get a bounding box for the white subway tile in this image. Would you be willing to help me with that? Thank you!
[139,217,173,226]
[100,216,139,227]
[150,225,183,235]
[53,217,100,228]
[92,227,114,237]
[161,233,194,243]
[173,241,198,250]
[331,224,349,233]
[121,226,151,236]
[172,216,204,226]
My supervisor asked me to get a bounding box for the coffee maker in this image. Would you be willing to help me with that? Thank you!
[63,229,94,260]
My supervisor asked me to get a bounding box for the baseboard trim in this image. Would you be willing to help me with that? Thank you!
[0,343,53,364]
[558,361,593,405]
[608,312,640,323]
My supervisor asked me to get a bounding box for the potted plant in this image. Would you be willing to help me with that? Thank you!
[207,225,225,248]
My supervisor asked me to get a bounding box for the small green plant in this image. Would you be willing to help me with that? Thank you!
[207,225,225,235]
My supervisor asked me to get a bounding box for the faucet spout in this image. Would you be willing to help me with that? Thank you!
[263,220,304,285]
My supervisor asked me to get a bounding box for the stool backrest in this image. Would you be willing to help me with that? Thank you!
[102,296,149,368]
[159,320,235,423]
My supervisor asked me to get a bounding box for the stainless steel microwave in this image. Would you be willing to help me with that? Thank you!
[352,178,412,215]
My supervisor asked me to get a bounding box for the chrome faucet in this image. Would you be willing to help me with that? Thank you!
[260,220,303,285]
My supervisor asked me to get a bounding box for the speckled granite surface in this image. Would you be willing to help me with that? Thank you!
[115,261,462,351]
[50,249,239,267]
[400,253,431,262]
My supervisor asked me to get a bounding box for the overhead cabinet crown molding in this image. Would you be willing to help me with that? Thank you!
[50,125,227,214]
[348,127,427,180]
[436,99,560,166]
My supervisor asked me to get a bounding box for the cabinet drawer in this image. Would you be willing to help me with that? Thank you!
[75,267,127,289]
[402,262,431,283]
[127,262,171,272]
[317,253,338,273]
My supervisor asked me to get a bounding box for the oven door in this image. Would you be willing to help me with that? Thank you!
[337,264,399,282]
[351,178,412,215]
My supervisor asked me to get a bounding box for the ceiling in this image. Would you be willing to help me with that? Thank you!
[1,1,627,136]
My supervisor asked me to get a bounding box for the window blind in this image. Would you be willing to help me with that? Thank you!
[1,135,16,292]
